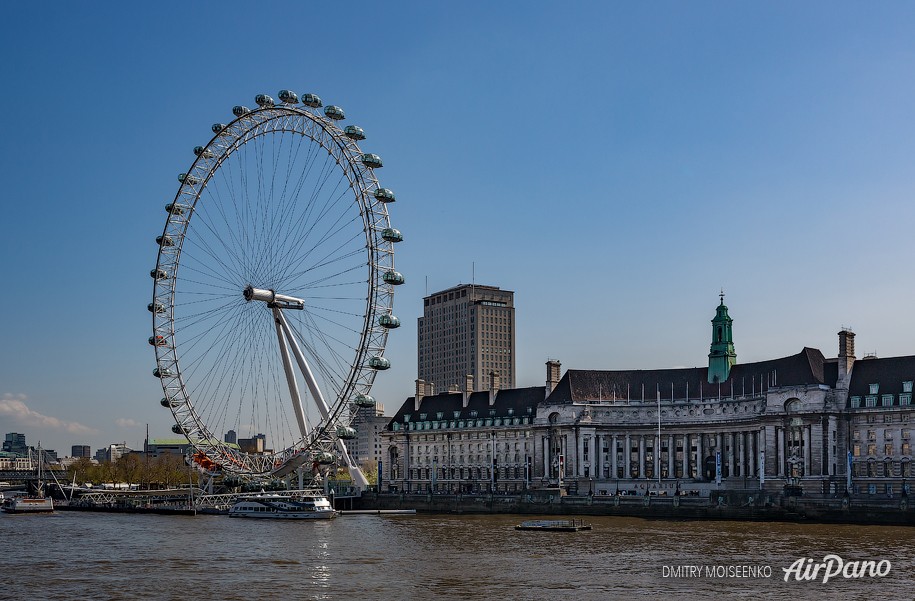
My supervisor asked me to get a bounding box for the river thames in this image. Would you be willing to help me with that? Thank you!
[2,511,912,600]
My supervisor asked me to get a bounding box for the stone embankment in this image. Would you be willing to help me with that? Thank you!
[353,490,915,525]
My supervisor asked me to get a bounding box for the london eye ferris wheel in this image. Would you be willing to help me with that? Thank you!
[149,90,403,487]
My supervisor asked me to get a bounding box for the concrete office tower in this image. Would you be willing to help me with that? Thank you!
[418,284,515,392]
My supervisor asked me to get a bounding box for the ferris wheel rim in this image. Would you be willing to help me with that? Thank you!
[151,95,397,477]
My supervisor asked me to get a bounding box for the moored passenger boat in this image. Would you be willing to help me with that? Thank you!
[1,495,54,513]
[228,494,337,520]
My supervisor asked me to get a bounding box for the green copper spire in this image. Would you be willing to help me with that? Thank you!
[708,290,736,383]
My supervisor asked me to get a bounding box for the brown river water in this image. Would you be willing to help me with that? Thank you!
[2,511,912,600]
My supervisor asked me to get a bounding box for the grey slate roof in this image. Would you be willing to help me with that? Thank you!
[545,347,831,405]
[847,355,915,405]
[387,386,544,429]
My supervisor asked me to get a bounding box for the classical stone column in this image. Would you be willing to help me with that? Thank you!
[748,431,756,477]
[639,435,646,479]
[668,434,675,479]
[611,434,618,479]
[803,426,811,478]
[682,433,690,478]
[728,432,736,479]
[625,433,631,479]
[777,427,785,477]
[696,433,703,479]
[736,432,744,478]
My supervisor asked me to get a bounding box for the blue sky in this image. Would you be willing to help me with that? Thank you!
[2,2,915,454]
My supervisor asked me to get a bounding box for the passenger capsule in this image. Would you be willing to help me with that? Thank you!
[153,367,172,378]
[302,93,322,108]
[373,188,396,203]
[178,173,200,185]
[315,452,337,465]
[336,425,357,440]
[148,335,167,347]
[278,89,299,104]
[233,105,251,117]
[381,228,403,243]
[383,270,405,285]
[148,302,166,314]
[150,268,169,280]
[171,424,186,435]
[378,314,401,329]
[369,356,391,370]
[255,94,274,107]
[193,146,214,159]
[361,153,383,168]
[354,394,375,408]
[344,125,365,140]
[160,397,179,408]
[324,105,345,120]
[156,235,174,247]
[165,203,188,215]
[212,123,227,134]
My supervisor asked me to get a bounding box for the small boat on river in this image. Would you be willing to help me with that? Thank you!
[515,519,591,532]
[228,494,337,520]
[1,445,55,514]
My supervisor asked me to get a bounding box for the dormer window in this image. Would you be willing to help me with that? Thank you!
[869,383,879,395]
[419,413,427,420]
[469,410,478,418]
[436,412,444,420]
[507,408,514,416]
[403,414,411,423]
[489,409,496,417]
[904,381,913,393]
[453,411,461,419]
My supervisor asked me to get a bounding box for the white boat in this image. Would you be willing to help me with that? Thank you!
[1,445,55,514]
[228,494,337,519]
[1,495,54,513]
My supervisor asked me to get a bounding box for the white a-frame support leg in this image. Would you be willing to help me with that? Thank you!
[273,307,310,439]
[274,309,370,491]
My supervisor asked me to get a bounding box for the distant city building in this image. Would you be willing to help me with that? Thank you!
[95,443,131,463]
[225,430,237,445]
[417,284,515,393]
[147,439,194,457]
[3,433,27,457]
[350,403,389,468]
[238,434,267,454]
[71,445,91,459]
[384,296,915,499]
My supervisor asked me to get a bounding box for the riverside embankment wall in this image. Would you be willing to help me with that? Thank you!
[351,491,915,526]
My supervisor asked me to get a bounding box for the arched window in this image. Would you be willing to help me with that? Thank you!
[717,326,723,343]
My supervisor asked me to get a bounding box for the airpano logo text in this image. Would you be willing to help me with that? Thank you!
[782,555,891,583]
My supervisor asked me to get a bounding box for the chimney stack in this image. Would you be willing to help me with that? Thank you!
[546,360,562,397]
[489,371,501,406]
[838,328,856,387]
[463,374,474,408]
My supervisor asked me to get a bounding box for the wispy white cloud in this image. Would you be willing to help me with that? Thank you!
[115,418,140,428]
[0,393,96,435]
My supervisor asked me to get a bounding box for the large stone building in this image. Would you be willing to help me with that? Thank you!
[383,297,915,498]
[417,284,515,392]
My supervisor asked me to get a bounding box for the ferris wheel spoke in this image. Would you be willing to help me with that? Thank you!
[291,308,355,384]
